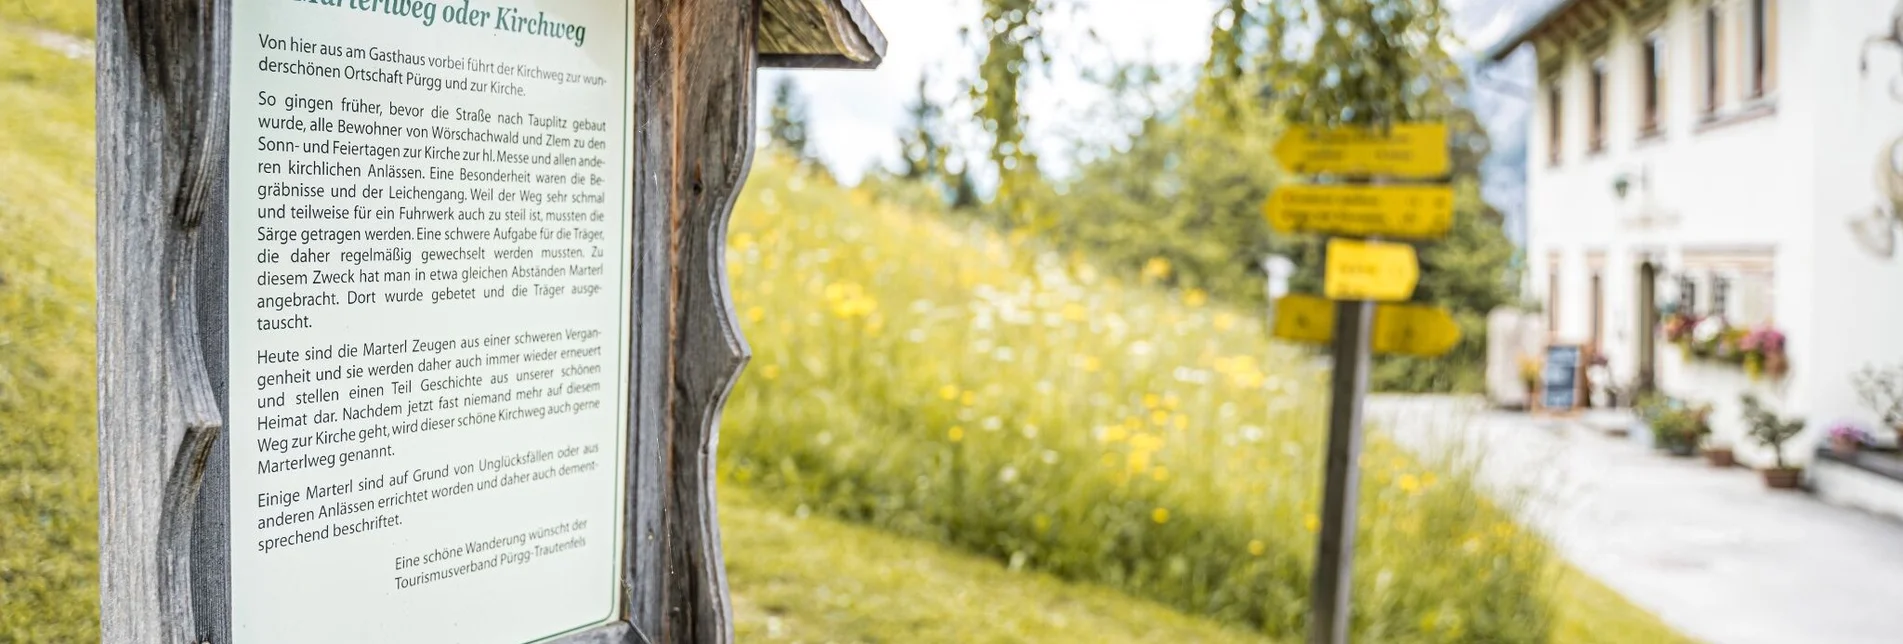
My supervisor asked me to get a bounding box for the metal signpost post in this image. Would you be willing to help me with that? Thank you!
[95,2,882,643]
[1266,124,1455,644]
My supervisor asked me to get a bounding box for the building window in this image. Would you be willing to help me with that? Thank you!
[1678,276,1698,315]
[1747,0,1777,97]
[1589,58,1607,153]
[1641,33,1665,136]
[1712,276,1731,320]
[1547,84,1563,165]
[1702,4,1723,114]
[1549,260,1563,335]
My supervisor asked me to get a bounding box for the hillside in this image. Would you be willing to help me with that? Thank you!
[0,9,1681,643]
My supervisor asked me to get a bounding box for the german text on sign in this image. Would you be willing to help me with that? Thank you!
[1323,239,1419,302]
[1271,295,1461,357]
[1271,123,1451,178]
[1263,184,1455,240]
[226,2,633,642]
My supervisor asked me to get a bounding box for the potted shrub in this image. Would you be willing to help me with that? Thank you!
[1518,355,1542,408]
[1652,405,1710,458]
[1742,394,1807,489]
[1703,436,1737,467]
[1826,420,1872,458]
[1852,363,1903,444]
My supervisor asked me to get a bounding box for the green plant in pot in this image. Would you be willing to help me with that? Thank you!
[1742,394,1806,489]
[1651,404,1709,458]
[1853,363,1903,444]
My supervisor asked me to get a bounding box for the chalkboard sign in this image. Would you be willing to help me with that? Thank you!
[1541,344,1583,411]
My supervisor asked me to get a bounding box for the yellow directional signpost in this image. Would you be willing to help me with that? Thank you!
[1272,295,1461,358]
[1323,239,1418,302]
[1267,122,1453,644]
[1272,123,1451,178]
[1264,184,1455,239]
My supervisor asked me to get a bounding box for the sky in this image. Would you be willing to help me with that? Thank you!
[763,0,1552,237]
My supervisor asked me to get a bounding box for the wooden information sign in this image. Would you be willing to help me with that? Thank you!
[1271,123,1451,178]
[97,1,885,643]
[1263,184,1455,240]
[1322,239,1418,302]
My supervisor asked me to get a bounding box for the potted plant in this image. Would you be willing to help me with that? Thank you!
[1651,405,1709,457]
[1518,355,1542,408]
[1740,326,1789,379]
[1852,363,1903,444]
[1703,436,1737,468]
[1742,394,1807,489]
[1826,420,1872,458]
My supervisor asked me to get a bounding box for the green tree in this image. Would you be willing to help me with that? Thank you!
[766,76,813,161]
[897,74,980,210]
[973,0,1054,227]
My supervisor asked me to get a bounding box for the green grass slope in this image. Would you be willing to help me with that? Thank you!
[0,30,98,643]
[0,13,1684,643]
[724,487,1275,643]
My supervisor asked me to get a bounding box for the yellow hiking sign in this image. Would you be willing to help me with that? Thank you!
[1272,123,1450,178]
[1263,184,1455,240]
[1324,239,1418,302]
[1271,295,1462,357]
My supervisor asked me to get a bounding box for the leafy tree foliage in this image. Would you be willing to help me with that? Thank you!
[974,0,1055,227]
[766,76,813,161]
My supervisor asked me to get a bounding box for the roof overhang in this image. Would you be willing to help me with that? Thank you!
[759,0,887,69]
[1481,0,1586,63]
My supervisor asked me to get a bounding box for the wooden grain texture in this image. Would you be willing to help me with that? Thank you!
[759,0,885,68]
[96,0,868,640]
[661,0,755,641]
[97,0,229,643]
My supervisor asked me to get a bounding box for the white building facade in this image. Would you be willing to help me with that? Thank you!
[1490,0,1903,467]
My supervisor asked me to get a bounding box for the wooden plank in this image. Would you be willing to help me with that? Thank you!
[98,1,230,643]
[628,1,677,639]
[659,0,756,641]
[759,0,886,68]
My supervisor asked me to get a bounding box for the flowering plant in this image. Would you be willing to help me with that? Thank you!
[1661,313,1699,343]
[1826,420,1873,445]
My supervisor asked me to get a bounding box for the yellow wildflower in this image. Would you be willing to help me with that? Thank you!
[1171,414,1188,431]
[1248,540,1267,556]
[1141,257,1173,282]
[948,426,965,442]
[1214,313,1236,331]
[760,365,780,380]
[1100,425,1130,443]
[1142,393,1162,409]
[1126,450,1151,474]
[1398,474,1421,494]
[1151,507,1170,524]
[1304,512,1320,533]
[1150,410,1171,425]
[1151,466,1170,482]
[746,306,765,323]
[1183,288,1208,308]
[960,391,976,406]
[939,385,959,401]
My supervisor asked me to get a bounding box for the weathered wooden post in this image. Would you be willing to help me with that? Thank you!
[96,1,882,642]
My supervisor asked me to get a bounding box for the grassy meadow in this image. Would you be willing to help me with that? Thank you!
[0,28,100,643]
[0,5,1682,642]
[722,157,1688,643]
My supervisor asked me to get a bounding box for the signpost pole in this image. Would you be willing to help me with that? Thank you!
[1308,298,1374,644]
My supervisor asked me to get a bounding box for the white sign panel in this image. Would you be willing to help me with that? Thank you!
[226,1,632,642]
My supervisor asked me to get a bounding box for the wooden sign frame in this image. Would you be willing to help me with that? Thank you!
[95,1,883,643]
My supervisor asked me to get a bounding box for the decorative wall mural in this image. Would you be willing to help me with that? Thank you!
[1851,2,1903,258]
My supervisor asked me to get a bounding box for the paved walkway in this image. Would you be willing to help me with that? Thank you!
[1371,396,1903,644]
